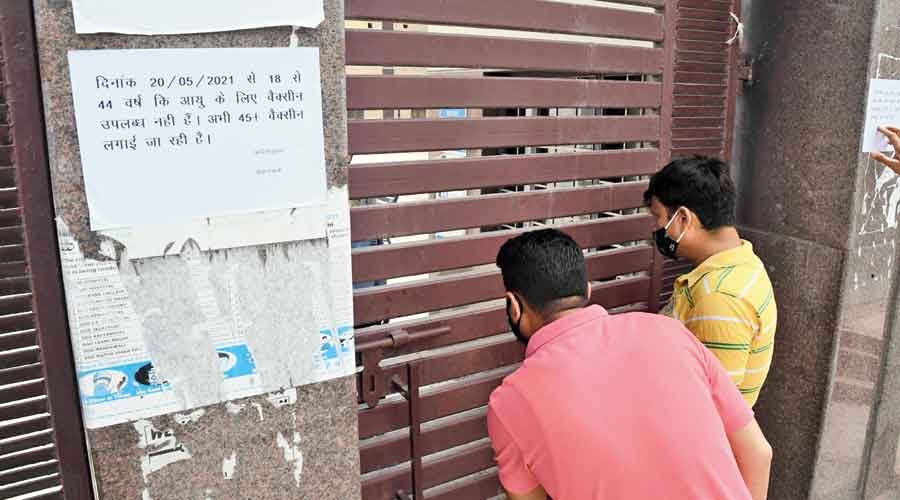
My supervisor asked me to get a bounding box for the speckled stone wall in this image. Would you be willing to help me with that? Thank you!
[735,1,900,499]
[32,1,360,499]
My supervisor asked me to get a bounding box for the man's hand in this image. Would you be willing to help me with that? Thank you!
[507,484,548,500]
[871,126,900,174]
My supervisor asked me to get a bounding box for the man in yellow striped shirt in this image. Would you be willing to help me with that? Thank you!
[645,156,776,407]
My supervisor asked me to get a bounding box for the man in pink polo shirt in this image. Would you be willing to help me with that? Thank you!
[490,229,773,500]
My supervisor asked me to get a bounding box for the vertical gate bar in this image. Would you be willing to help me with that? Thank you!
[408,361,424,500]
[0,1,94,498]
[723,0,742,162]
[649,0,678,313]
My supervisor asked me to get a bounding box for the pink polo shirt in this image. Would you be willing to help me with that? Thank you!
[488,305,753,500]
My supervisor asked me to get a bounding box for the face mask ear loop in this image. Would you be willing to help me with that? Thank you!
[675,211,691,244]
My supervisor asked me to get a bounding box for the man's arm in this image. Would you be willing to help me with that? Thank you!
[702,336,773,500]
[487,404,547,499]
[729,419,773,500]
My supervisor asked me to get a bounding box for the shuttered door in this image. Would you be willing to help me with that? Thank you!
[0,3,92,499]
[346,1,677,498]
[661,0,742,305]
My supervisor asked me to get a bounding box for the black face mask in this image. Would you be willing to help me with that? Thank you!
[506,296,529,345]
[653,209,687,260]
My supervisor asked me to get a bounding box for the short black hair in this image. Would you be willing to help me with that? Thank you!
[644,155,737,230]
[496,229,588,315]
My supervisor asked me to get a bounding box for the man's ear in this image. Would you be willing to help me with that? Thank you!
[682,206,700,229]
[506,291,521,320]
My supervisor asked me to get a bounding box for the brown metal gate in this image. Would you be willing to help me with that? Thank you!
[0,2,93,499]
[345,1,739,498]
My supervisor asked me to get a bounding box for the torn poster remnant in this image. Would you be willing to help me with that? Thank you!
[276,431,304,487]
[59,187,356,429]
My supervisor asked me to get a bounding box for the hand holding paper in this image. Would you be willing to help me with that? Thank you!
[870,126,900,174]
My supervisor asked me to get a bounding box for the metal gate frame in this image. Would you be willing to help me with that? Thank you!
[0,1,93,498]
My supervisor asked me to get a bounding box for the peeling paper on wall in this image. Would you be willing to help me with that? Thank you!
[59,187,356,429]
[134,420,191,482]
[222,451,237,480]
[276,432,304,487]
[174,409,205,425]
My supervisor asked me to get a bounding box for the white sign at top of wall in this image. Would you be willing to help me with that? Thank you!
[72,0,324,35]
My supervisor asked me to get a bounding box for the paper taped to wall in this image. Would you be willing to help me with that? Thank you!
[863,79,900,152]
[72,0,324,35]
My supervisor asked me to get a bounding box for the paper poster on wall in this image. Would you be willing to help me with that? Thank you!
[68,48,327,231]
[863,79,900,152]
[59,188,355,429]
[72,0,324,35]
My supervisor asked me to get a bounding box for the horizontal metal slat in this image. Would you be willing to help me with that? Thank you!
[0,167,14,189]
[0,461,59,488]
[375,338,524,403]
[0,188,17,209]
[0,244,25,264]
[679,7,732,21]
[678,18,730,33]
[0,379,46,405]
[423,441,495,490]
[0,313,33,334]
[349,149,658,199]
[676,50,727,64]
[346,0,664,41]
[348,115,660,155]
[359,364,513,438]
[0,444,54,472]
[0,473,60,499]
[673,106,725,117]
[0,415,51,441]
[361,408,489,474]
[425,471,502,500]
[0,329,36,352]
[673,117,724,128]
[346,30,665,75]
[0,294,32,316]
[678,0,732,10]
[363,441,495,500]
[0,429,53,456]
[676,40,726,54]
[673,95,726,107]
[0,146,11,165]
[674,83,726,96]
[0,208,20,228]
[673,138,724,149]
[675,72,728,85]
[347,75,662,110]
[0,346,40,371]
[0,225,23,245]
[354,246,652,324]
[671,147,723,157]
[676,61,727,74]
[0,261,27,279]
[0,363,42,387]
[350,181,647,241]
[0,276,29,295]
[352,213,653,284]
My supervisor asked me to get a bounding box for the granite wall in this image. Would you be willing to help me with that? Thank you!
[31,1,360,499]
[736,1,900,499]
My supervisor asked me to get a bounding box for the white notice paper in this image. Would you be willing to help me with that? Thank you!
[68,48,327,231]
[863,79,900,152]
[72,0,324,35]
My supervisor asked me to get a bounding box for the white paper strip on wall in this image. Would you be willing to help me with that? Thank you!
[72,0,324,35]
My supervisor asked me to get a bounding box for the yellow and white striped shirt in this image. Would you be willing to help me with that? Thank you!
[662,241,776,407]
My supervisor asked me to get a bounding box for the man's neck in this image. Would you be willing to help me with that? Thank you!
[690,227,742,264]
[539,306,585,329]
